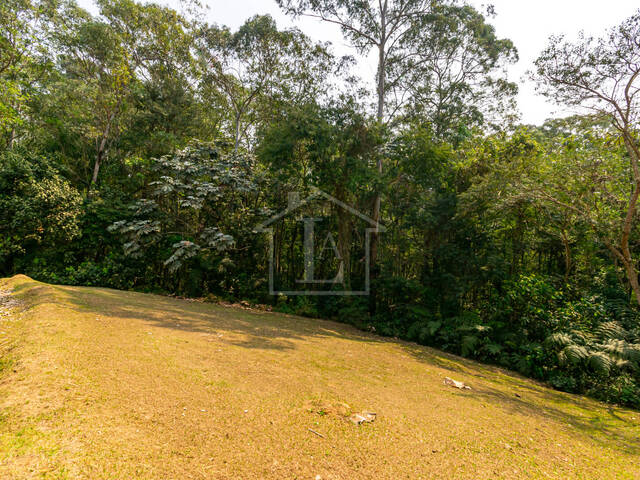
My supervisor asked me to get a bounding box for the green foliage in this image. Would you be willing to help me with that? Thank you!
[543,300,640,406]
[0,150,82,271]
[1,0,639,410]
[109,142,255,280]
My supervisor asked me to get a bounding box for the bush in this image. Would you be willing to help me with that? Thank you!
[0,150,82,274]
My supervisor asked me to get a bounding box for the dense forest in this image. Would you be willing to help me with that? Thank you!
[2,0,640,408]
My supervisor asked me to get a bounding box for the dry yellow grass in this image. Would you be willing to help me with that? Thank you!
[0,274,638,479]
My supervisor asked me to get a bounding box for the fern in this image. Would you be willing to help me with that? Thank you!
[587,352,613,376]
[569,329,592,344]
[546,332,572,348]
[613,358,634,371]
[426,321,442,336]
[460,335,478,357]
[600,339,640,364]
[484,343,503,356]
[595,321,626,341]
[558,344,588,366]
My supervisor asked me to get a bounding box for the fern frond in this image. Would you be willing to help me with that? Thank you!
[569,329,592,344]
[546,333,573,348]
[460,335,478,357]
[613,358,634,371]
[600,339,640,364]
[558,344,588,366]
[587,352,613,376]
[595,322,626,341]
[484,343,503,355]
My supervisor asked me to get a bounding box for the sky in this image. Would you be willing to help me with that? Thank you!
[78,0,640,125]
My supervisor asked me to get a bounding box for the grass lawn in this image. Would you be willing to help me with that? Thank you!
[0,274,638,479]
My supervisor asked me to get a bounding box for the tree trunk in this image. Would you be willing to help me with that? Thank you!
[620,130,640,304]
[625,260,640,305]
[368,34,386,311]
[376,42,385,123]
[8,101,18,149]
[234,110,242,153]
[8,126,15,149]
[560,229,571,282]
[91,112,116,187]
[335,185,352,289]
[92,144,104,186]
[617,193,640,305]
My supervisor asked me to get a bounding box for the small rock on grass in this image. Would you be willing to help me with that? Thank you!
[443,377,471,390]
[348,411,376,425]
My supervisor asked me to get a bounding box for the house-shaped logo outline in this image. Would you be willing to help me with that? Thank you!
[254,187,386,296]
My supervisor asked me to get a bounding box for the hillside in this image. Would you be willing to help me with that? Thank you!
[0,275,638,479]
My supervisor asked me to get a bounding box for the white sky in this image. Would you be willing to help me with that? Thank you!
[79,0,640,125]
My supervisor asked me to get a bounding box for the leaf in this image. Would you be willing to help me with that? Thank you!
[461,335,478,357]
[558,344,588,366]
[587,352,612,376]
[545,332,573,349]
[596,321,626,341]
[164,241,201,273]
[484,343,503,355]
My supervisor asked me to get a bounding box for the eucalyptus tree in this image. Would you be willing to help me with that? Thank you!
[195,15,336,153]
[277,0,516,271]
[276,0,426,274]
[398,3,517,141]
[47,0,196,188]
[0,0,51,149]
[278,0,426,123]
[277,1,516,126]
[533,10,640,303]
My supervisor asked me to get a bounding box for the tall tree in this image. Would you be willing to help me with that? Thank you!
[277,0,435,274]
[533,10,640,303]
[49,0,194,188]
[0,0,50,149]
[52,2,134,188]
[278,0,516,272]
[278,0,430,123]
[398,3,517,140]
[195,15,335,153]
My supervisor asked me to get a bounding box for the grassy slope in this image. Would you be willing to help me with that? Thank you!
[0,275,638,479]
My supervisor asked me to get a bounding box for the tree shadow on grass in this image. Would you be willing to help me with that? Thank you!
[11,278,640,455]
[53,284,388,353]
[403,341,640,454]
[471,383,640,455]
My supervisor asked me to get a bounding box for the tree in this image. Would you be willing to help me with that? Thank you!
[195,15,336,153]
[109,142,256,283]
[257,100,380,288]
[533,10,640,303]
[278,0,426,123]
[0,0,52,150]
[398,3,517,140]
[277,0,436,274]
[52,3,134,188]
[278,0,516,274]
[49,0,195,188]
[0,149,82,273]
[98,0,199,158]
